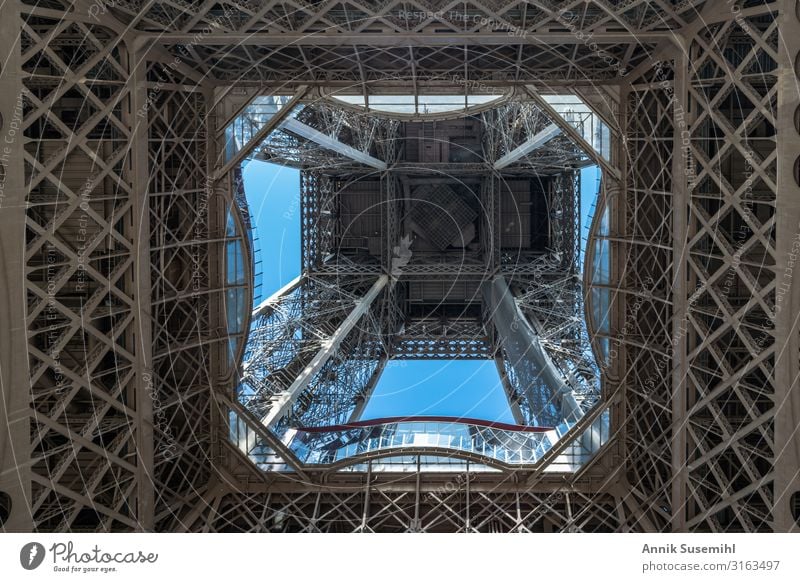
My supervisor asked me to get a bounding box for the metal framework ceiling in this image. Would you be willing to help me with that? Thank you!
[227,88,602,471]
[104,0,698,85]
[1,0,800,534]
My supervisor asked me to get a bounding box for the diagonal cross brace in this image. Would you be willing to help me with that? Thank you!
[494,124,562,169]
[215,86,308,179]
[279,117,388,170]
[261,275,388,428]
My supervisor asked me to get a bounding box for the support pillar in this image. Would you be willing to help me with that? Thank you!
[669,39,690,532]
[0,0,31,532]
[262,275,388,427]
[773,0,800,533]
[482,276,582,425]
[126,41,156,532]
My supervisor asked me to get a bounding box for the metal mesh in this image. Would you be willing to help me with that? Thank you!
[409,184,477,250]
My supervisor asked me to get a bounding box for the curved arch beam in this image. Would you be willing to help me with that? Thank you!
[322,448,514,475]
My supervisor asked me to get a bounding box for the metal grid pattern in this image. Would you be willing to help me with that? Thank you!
[18,10,149,531]
[679,10,781,532]
[102,1,693,86]
[409,184,477,251]
[180,483,626,533]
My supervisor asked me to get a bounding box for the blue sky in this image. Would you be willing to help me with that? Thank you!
[580,165,602,265]
[361,360,514,422]
[241,159,301,303]
[244,160,601,423]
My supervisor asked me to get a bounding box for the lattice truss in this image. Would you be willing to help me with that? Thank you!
[621,56,678,533]
[145,59,230,532]
[11,1,240,532]
[240,275,387,430]
[252,104,398,173]
[103,0,701,84]
[680,11,780,532]
[19,10,147,532]
[480,110,599,422]
[183,487,626,533]
[514,174,600,414]
[210,76,609,497]
[4,0,800,534]
[391,320,490,359]
[482,102,588,173]
[619,1,791,532]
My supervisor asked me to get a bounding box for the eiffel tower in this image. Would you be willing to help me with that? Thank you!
[1,1,798,533]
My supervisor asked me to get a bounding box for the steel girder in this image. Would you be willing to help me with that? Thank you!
[99,0,704,87]
[615,0,793,532]
[182,485,628,533]
[13,9,154,532]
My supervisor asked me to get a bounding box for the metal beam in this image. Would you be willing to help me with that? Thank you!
[0,1,32,532]
[252,275,303,319]
[148,32,671,46]
[772,2,800,533]
[483,276,582,425]
[279,117,387,170]
[214,86,307,180]
[217,394,309,480]
[669,42,690,532]
[494,124,561,170]
[129,42,155,532]
[261,275,388,427]
[523,85,621,180]
[348,357,388,423]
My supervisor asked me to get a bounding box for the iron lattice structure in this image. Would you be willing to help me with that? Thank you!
[1,0,799,533]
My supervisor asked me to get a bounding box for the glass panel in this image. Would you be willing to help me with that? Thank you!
[225,240,245,285]
[419,103,466,113]
[590,288,611,334]
[370,104,417,113]
[369,95,416,113]
[369,95,415,105]
[467,94,504,106]
[417,95,465,114]
[331,95,366,107]
[330,93,505,116]
[598,201,610,236]
[225,209,236,237]
[591,239,611,284]
[598,337,610,366]
[225,287,246,334]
